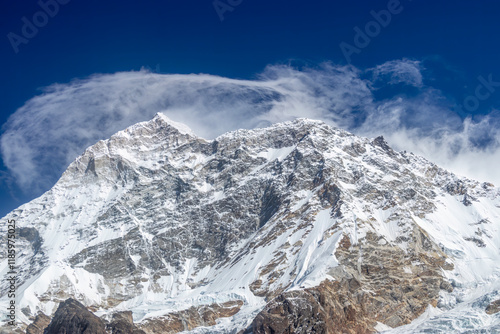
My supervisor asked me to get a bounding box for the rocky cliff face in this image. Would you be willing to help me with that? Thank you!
[43,299,107,334]
[1,114,500,333]
[253,229,452,334]
[25,313,50,334]
[107,311,146,334]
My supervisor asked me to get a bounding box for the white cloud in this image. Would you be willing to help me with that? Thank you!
[1,60,500,197]
[370,58,424,87]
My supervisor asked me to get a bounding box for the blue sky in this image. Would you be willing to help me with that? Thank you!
[1,0,500,217]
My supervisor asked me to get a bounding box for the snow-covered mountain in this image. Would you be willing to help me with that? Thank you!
[1,114,500,333]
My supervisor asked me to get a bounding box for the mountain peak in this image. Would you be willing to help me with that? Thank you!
[3,117,500,334]
[153,112,197,137]
[110,112,198,140]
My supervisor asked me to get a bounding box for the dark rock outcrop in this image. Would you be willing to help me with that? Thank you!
[19,227,43,254]
[43,298,106,334]
[486,299,500,315]
[371,136,395,156]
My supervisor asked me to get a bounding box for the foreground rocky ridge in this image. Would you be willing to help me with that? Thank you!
[1,114,500,333]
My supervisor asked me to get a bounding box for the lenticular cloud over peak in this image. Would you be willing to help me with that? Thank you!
[1,60,500,196]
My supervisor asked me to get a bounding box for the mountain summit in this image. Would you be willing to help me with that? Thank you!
[2,114,500,333]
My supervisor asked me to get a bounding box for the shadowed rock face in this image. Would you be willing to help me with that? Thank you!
[19,227,43,254]
[32,299,243,334]
[43,299,106,334]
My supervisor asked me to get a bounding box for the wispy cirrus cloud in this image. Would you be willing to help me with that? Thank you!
[1,59,500,197]
[370,58,423,87]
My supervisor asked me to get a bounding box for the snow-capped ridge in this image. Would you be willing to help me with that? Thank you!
[105,112,198,143]
[1,116,500,333]
[153,112,197,137]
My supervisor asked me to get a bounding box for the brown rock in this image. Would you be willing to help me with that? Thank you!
[138,300,243,334]
[26,313,51,334]
[253,280,373,334]
[252,226,453,334]
[107,311,146,334]
[486,299,500,315]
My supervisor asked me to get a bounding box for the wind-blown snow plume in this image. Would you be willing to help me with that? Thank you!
[1,60,500,195]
